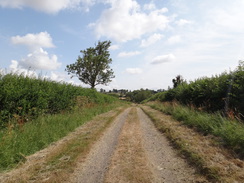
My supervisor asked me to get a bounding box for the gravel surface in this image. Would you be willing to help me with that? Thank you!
[0,106,204,182]
[137,108,199,183]
[104,107,154,183]
[69,107,202,183]
[3,105,241,182]
[0,107,124,183]
[69,108,131,183]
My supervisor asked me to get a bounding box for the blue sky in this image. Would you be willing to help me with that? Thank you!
[0,0,244,90]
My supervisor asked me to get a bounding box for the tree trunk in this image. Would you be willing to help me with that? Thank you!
[91,82,95,89]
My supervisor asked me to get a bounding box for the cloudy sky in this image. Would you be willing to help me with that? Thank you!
[0,0,244,90]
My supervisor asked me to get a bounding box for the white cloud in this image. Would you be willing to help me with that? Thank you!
[10,32,61,71]
[175,19,192,26]
[118,51,141,57]
[80,0,96,12]
[9,60,37,77]
[109,44,120,50]
[9,60,18,71]
[209,1,244,32]
[91,0,170,42]
[140,33,164,47]
[11,32,55,49]
[50,71,70,82]
[0,68,4,75]
[125,68,143,74]
[15,48,61,70]
[50,72,60,81]
[97,78,119,91]
[0,0,95,13]
[167,35,181,44]
[151,54,175,64]
[143,2,156,10]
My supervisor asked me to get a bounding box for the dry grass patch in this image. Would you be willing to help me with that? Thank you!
[141,105,244,183]
[0,106,127,183]
[104,107,153,183]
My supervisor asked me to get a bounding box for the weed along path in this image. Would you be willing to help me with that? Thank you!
[0,106,205,183]
[69,107,203,183]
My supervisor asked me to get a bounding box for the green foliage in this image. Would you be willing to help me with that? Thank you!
[172,75,184,88]
[0,72,121,170]
[150,62,244,118]
[149,102,244,158]
[230,61,244,117]
[0,102,123,171]
[66,40,115,88]
[0,73,117,128]
[126,89,154,103]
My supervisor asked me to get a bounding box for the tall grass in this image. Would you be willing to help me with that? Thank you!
[0,102,123,171]
[148,102,244,158]
[0,72,117,128]
[0,71,123,171]
[148,61,244,119]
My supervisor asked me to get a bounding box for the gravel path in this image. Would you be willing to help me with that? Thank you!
[137,107,199,183]
[70,108,131,183]
[104,107,153,183]
[69,107,202,183]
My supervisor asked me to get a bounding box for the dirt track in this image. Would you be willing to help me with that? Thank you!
[0,106,207,183]
[69,107,204,183]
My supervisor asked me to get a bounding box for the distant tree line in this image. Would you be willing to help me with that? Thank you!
[126,89,155,103]
[99,88,164,103]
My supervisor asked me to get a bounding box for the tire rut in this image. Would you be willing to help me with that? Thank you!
[104,107,153,183]
[69,108,131,183]
[70,106,204,183]
[137,107,203,183]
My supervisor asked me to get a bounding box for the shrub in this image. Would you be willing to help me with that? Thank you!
[149,61,244,120]
[0,73,117,128]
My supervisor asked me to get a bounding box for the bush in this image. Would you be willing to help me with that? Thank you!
[149,61,244,119]
[126,89,154,103]
[0,72,117,128]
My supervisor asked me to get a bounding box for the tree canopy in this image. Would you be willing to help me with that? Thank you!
[66,40,115,88]
[172,75,184,88]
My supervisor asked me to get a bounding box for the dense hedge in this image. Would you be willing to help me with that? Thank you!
[126,89,154,103]
[152,62,244,119]
[0,73,117,128]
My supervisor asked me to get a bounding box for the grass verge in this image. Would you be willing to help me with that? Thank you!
[147,102,244,159]
[141,106,220,182]
[33,105,127,182]
[0,101,126,172]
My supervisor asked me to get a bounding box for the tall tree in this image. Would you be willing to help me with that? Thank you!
[172,75,184,88]
[66,41,115,88]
